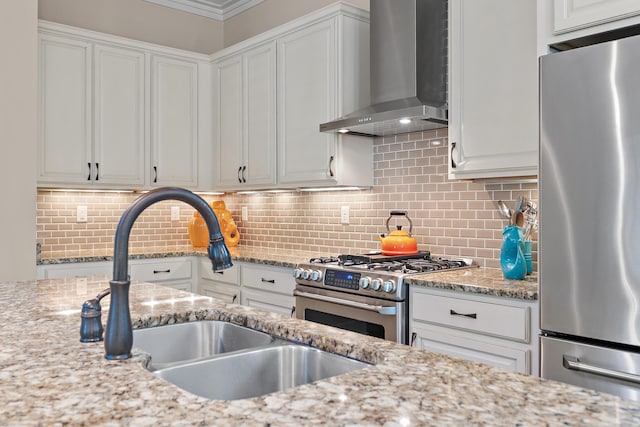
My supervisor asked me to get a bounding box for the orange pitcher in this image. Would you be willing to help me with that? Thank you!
[187,200,240,247]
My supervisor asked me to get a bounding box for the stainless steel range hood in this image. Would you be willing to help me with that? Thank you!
[320,0,448,137]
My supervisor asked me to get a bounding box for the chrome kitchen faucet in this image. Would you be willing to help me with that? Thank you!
[79,187,232,360]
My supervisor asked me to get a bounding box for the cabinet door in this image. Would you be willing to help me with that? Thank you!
[215,55,244,188]
[241,288,296,317]
[277,19,337,185]
[448,0,538,179]
[151,55,198,187]
[411,324,530,374]
[244,42,276,186]
[553,0,640,34]
[93,44,146,186]
[199,281,240,304]
[38,34,92,185]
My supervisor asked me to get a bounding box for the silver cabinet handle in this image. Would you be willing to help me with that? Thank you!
[95,163,99,181]
[261,278,275,284]
[237,166,242,183]
[293,289,396,315]
[87,162,92,181]
[153,269,170,274]
[215,271,224,275]
[153,166,158,183]
[241,165,247,183]
[328,155,335,177]
[232,294,237,304]
[563,355,640,385]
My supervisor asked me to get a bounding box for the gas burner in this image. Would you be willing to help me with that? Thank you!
[310,256,339,264]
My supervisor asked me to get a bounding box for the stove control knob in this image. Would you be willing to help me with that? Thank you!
[310,270,323,281]
[359,276,372,289]
[293,268,304,279]
[371,278,383,291]
[382,280,396,293]
[301,269,312,280]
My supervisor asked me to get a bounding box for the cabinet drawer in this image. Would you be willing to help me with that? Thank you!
[199,258,239,284]
[130,258,191,282]
[411,292,530,343]
[242,264,294,296]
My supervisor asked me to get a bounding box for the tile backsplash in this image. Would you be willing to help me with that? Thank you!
[37,129,538,269]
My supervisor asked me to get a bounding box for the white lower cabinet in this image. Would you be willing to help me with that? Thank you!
[410,287,539,376]
[197,258,240,304]
[129,257,194,292]
[36,261,112,279]
[240,263,295,317]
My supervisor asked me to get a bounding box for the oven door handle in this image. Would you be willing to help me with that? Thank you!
[294,289,397,315]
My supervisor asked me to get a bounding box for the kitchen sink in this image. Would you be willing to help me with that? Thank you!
[133,321,276,370]
[154,344,371,400]
[133,321,370,400]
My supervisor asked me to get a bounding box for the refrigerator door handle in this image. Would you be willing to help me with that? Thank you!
[563,355,640,385]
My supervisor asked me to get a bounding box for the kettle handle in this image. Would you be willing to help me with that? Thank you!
[386,211,413,234]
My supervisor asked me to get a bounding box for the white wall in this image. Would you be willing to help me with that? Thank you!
[38,0,224,54]
[0,0,37,280]
[224,0,370,47]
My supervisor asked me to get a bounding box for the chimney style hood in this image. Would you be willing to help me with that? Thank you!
[320,0,448,137]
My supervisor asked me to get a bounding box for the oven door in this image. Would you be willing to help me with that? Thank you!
[294,284,404,344]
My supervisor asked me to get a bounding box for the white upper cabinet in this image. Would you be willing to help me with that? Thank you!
[213,41,276,190]
[151,55,199,188]
[37,22,208,190]
[93,44,146,186]
[211,4,372,191]
[448,0,538,180]
[277,18,338,185]
[38,33,93,186]
[539,0,640,54]
[277,11,372,187]
[553,0,640,34]
[39,34,146,188]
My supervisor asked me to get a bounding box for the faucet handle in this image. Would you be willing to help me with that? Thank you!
[79,288,110,343]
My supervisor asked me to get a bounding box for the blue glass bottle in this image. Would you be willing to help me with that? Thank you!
[500,225,526,280]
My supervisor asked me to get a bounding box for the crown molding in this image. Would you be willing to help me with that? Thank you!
[144,0,263,21]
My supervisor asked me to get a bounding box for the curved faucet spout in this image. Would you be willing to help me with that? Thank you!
[104,187,232,360]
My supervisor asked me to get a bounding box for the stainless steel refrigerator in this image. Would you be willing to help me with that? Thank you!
[540,34,640,401]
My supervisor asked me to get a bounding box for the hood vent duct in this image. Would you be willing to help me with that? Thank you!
[320,0,448,137]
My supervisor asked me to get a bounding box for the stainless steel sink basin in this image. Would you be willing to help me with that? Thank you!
[133,321,275,370]
[154,344,371,400]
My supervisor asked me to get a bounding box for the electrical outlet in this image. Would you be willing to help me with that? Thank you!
[340,206,350,225]
[171,206,180,221]
[76,206,87,223]
[242,206,248,221]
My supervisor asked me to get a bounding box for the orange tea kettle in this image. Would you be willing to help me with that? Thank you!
[378,211,418,255]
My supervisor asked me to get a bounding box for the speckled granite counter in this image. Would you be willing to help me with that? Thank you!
[406,268,539,301]
[39,246,539,301]
[1,277,638,425]
[38,245,327,269]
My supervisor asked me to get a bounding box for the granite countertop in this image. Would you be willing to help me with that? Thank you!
[39,246,539,300]
[1,277,638,425]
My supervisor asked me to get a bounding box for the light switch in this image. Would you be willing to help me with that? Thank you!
[340,206,350,225]
[77,206,87,223]
[171,206,180,221]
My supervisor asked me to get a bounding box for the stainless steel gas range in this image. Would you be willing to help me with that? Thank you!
[293,252,474,345]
